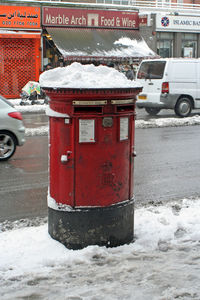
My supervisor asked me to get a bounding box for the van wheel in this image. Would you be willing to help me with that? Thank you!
[175,97,192,117]
[145,108,161,115]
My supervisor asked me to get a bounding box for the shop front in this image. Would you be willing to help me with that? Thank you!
[0,5,41,98]
[156,13,200,58]
[42,7,155,70]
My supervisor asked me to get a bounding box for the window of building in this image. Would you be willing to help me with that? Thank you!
[157,0,170,6]
[96,0,129,3]
[157,32,173,57]
[181,33,197,58]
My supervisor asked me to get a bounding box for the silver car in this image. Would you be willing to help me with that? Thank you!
[0,95,25,161]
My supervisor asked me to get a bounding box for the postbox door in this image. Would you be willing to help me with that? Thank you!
[49,117,75,206]
[74,115,134,207]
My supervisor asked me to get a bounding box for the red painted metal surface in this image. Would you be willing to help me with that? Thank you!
[0,34,41,98]
[44,87,142,208]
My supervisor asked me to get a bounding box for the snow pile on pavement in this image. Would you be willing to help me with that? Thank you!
[25,125,49,137]
[136,114,200,128]
[9,99,47,113]
[17,104,47,113]
[0,198,200,299]
[39,62,142,89]
[24,114,200,137]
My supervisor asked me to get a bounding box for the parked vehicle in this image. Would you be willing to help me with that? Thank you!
[20,81,49,105]
[136,58,200,117]
[0,95,25,161]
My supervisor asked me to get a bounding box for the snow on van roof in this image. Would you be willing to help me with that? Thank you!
[39,62,142,89]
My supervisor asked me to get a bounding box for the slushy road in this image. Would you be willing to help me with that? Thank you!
[0,124,200,222]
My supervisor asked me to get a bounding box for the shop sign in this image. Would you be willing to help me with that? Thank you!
[156,13,200,32]
[43,7,139,29]
[139,15,148,27]
[0,6,41,29]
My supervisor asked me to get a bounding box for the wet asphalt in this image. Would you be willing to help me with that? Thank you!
[0,110,200,222]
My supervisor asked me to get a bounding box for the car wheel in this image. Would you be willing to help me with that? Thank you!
[0,131,17,161]
[175,97,192,117]
[145,107,161,116]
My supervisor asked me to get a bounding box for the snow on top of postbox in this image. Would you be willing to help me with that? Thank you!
[39,62,142,89]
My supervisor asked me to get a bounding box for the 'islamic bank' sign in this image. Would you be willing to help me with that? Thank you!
[42,7,139,29]
[156,13,200,32]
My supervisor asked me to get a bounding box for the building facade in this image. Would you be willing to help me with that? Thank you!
[0,5,42,98]
[1,0,200,98]
[138,12,200,58]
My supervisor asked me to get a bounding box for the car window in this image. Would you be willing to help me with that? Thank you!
[137,61,166,79]
[0,95,14,108]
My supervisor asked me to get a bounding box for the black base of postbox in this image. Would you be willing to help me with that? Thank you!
[48,199,134,250]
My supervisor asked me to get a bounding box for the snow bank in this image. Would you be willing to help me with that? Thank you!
[17,104,47,113]
[39,62,142,89]
[0,198,200,300]
[136,114,200,128]
[24,114,200,137]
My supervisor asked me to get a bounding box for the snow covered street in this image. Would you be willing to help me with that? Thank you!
[0,198,200,300]
[1,98,199,299]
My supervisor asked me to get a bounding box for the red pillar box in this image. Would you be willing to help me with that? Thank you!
[41,65,142,249]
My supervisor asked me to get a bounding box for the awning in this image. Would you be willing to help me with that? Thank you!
[45,27,156,62]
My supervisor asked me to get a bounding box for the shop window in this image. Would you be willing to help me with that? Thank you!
[43,30,62,69]
[157,0,170,6]
[96,0,128,3]
[157,32,173,58]
[157,40,173,58]
[182,41,197,58]
[181,33,197,58]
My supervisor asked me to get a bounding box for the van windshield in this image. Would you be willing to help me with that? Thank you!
[137,61,166,79]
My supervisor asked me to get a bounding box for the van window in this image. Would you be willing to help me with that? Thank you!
[137,61,166,79]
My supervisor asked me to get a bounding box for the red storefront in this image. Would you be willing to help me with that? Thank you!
[0,5,41,98]
[42,7,153,66]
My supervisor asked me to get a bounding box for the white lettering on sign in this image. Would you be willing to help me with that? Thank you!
[45,14,88,26]
[71,15,86,26]
[100,16,115,27]
[121,18,136,28]
[43,8,138,29]
[45,14,69,25]
[116,17,121,27]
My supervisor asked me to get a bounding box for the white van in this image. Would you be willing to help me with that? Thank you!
[136,58,200,117]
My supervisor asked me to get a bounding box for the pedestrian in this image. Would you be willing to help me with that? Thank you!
[125,65,135,80]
